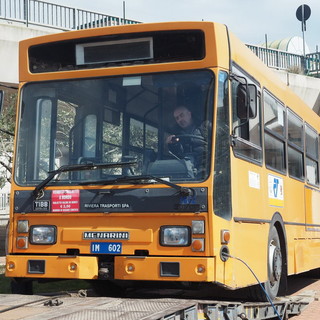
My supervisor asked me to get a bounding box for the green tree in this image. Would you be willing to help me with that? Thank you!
[0,88,17,187]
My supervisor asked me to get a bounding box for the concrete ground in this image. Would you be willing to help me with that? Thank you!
[289,275,320,320]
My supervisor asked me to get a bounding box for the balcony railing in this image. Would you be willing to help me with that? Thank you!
[0,0,140,30]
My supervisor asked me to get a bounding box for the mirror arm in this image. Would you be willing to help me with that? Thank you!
[231,118,250,138]
[229,73,247,85]
[230,73,250,137]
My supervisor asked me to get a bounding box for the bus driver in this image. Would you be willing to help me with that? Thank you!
[166,105,209,170]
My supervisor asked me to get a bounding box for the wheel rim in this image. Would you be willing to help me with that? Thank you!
[268,239,282,287]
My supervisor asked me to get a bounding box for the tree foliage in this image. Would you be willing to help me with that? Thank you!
[0,88,17,188]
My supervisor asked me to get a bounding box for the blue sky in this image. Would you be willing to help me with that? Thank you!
[51,0,320,52]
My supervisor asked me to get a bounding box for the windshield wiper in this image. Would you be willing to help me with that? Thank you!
[33,161,137,199]
[81,174,195,197]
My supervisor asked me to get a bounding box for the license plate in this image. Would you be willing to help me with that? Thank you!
[90,242,122,254]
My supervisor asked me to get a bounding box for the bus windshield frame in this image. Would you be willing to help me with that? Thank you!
[15,69,214,187]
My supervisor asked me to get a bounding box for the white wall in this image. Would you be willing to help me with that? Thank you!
[0,21,61,222]
[274,70,320,115]
[0,20,61,85]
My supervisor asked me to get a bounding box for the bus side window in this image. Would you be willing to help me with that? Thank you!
[305,124,319,186]
[287,108,304,180]
[264,91,286,173]
[231,79,262,164]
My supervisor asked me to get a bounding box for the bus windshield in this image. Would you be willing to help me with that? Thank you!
[15,70,214,186]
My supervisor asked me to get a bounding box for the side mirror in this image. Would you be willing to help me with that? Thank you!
[236,84,257,119]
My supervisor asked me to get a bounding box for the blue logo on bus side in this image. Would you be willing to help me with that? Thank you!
[273,178,279,198]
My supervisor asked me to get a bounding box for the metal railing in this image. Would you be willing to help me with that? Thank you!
[305,52,320,77]
[247,44,320,76]
[0,192,9,211]
[247,44,305,72]
[0,0,140,30]
[1,0,320,75]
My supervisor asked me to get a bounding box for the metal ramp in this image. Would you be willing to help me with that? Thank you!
[0,292,314,320]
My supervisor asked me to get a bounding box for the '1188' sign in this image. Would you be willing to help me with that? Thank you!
[33,200,50,211]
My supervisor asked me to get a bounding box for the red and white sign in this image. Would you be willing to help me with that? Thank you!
[51,190,80,212]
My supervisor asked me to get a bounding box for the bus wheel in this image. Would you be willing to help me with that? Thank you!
[11,278,33,295]
[264,225,284,300]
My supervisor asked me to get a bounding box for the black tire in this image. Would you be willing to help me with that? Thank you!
[250,225,287,301]
[11,278,33,295]
[264,225,283,300]
[307,268,320,278]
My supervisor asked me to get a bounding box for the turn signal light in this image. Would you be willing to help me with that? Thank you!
[221,230,230,244]
[16,236,28,249]
[192,238,204,252]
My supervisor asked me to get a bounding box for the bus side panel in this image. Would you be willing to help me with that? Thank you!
[285,179,306,275]
[300,187,320,272]
[226,156,269,288]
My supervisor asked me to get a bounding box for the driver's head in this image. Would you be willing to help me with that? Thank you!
[173,106,193,129]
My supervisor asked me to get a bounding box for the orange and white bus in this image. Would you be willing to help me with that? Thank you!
[5,21,320,300]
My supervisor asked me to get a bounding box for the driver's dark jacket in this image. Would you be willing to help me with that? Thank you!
[169,122,208,167]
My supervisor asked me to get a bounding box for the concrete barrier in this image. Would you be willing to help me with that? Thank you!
[275,70,320,115]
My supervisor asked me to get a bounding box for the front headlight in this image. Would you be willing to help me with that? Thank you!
[160,226,191,246]
[30,225,57,244]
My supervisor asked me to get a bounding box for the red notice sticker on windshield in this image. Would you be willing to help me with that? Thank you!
[51,190,80,212]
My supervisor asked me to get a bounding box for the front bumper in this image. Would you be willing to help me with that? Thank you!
[5,255,216,282]
[6,255,99,279]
